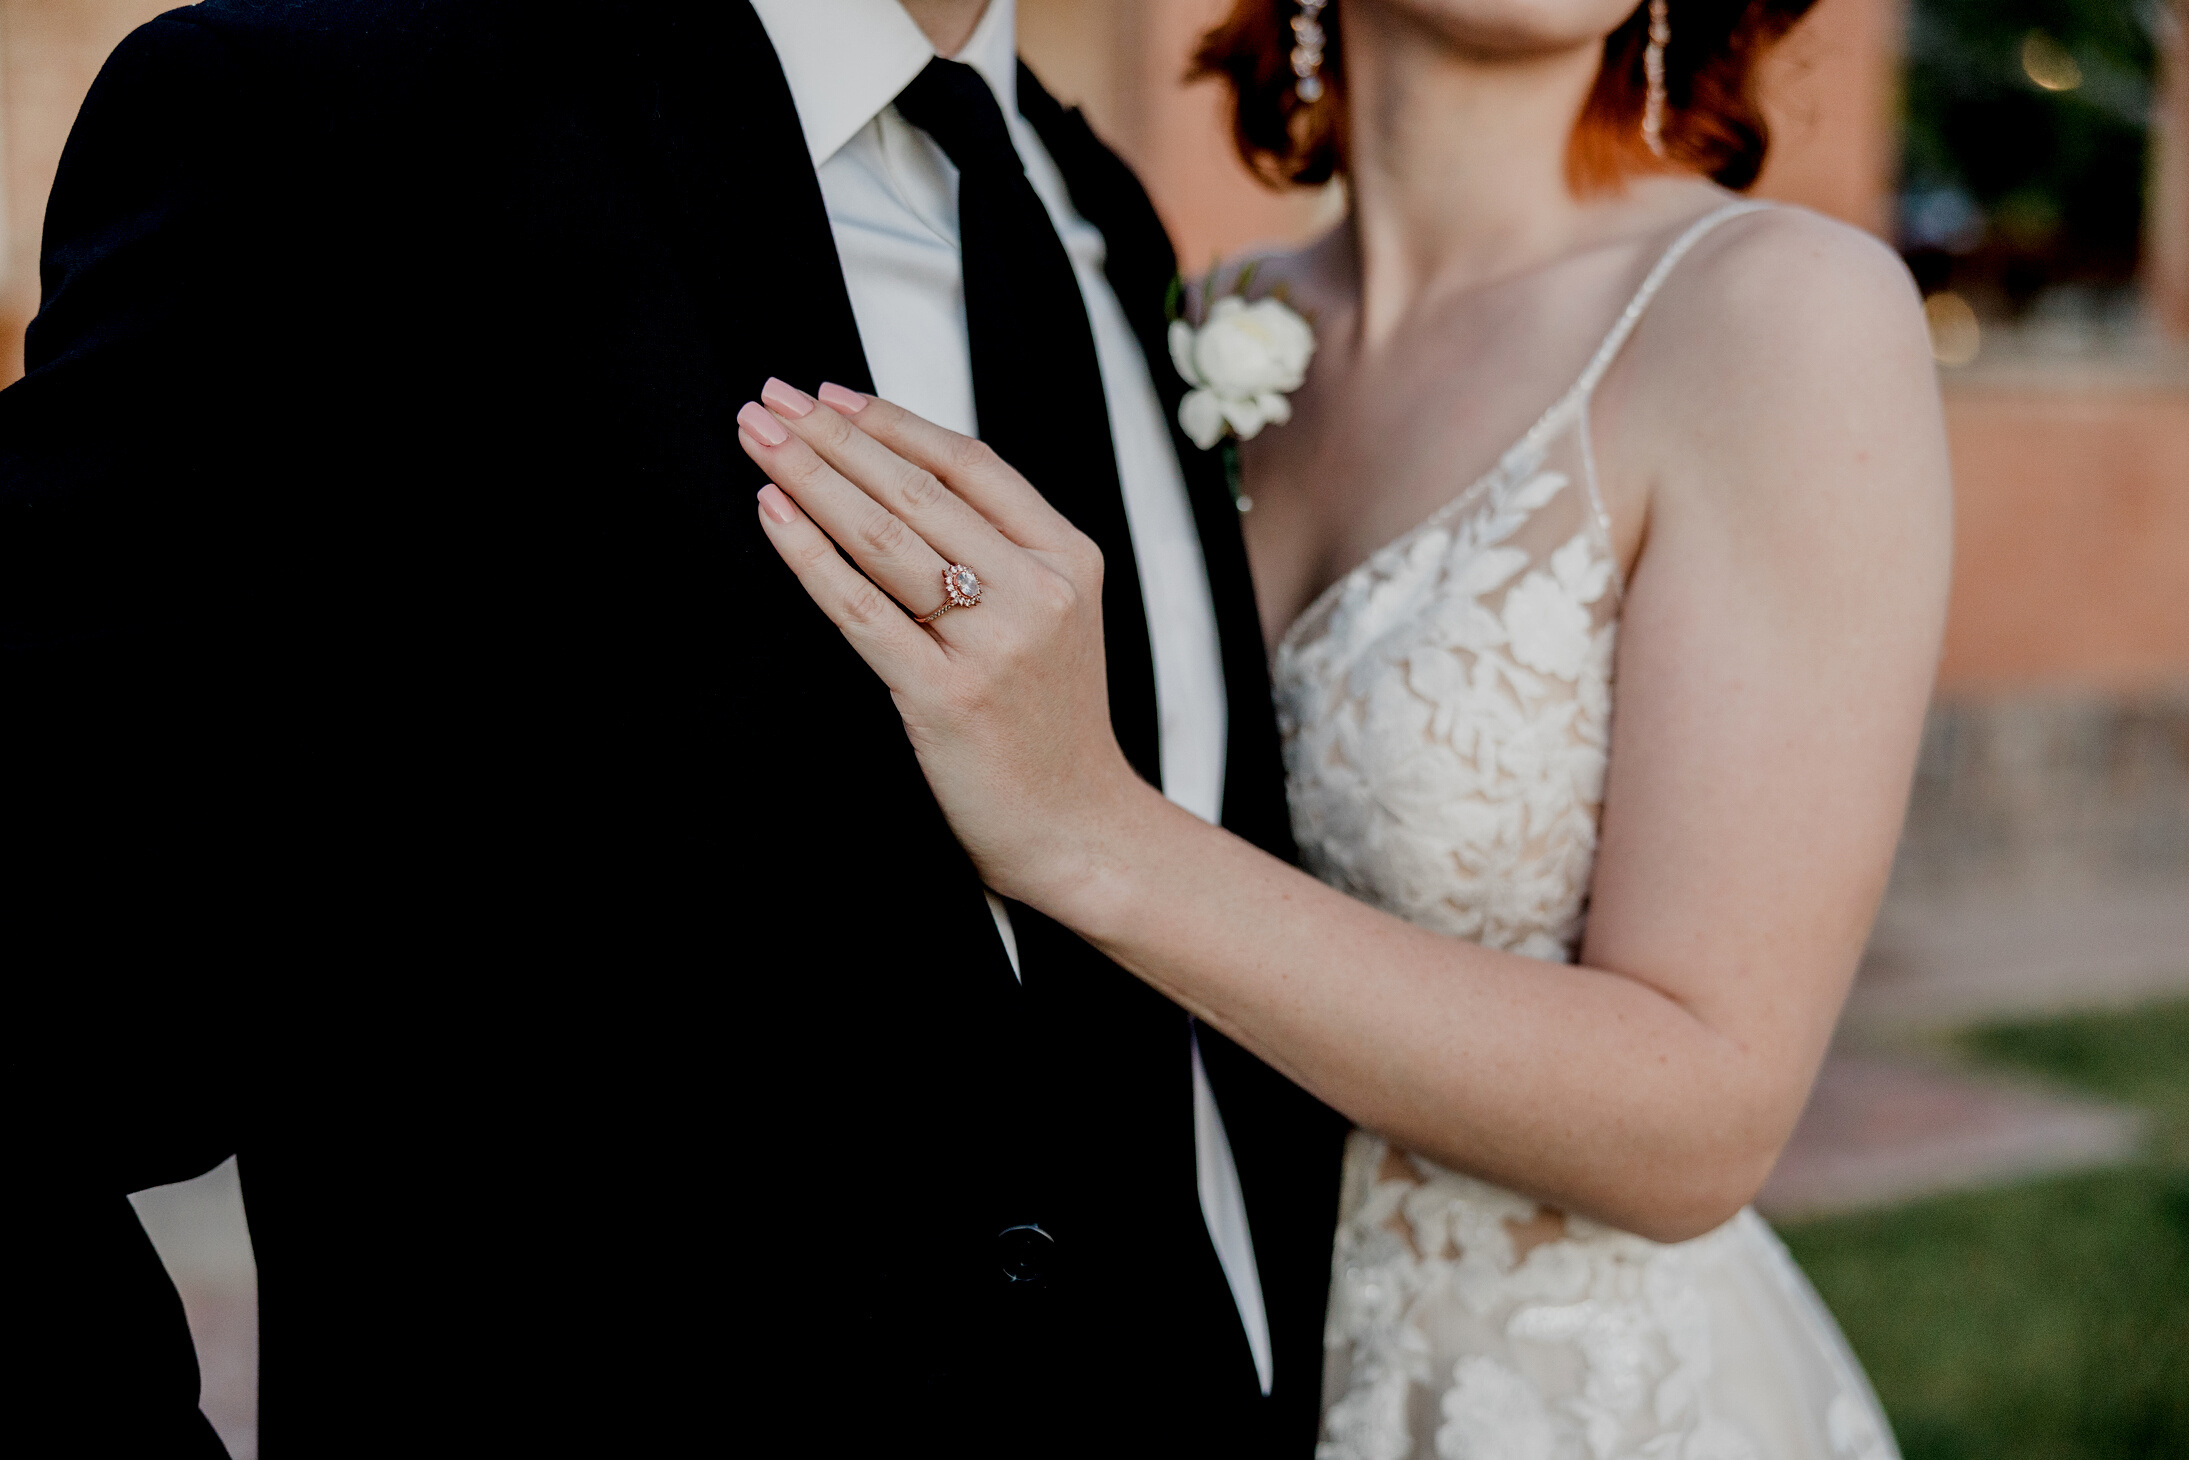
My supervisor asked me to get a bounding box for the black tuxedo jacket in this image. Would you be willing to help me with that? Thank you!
[5,3,1346,1454]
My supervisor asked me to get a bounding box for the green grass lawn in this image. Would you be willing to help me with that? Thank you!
[1778,1001,2189,1460]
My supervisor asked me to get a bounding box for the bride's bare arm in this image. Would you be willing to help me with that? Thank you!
[739,214,1949,1242]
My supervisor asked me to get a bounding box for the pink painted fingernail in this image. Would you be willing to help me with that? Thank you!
[737,400,788,446]
[756,484,796,524]
[818,382,868,413]
[761,377,816,418]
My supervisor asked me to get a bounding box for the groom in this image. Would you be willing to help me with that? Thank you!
[8,0,1343,1453]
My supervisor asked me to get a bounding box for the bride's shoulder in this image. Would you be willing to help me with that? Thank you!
[1630,202,1950,542]
[1631,205,1940,460]
[1650,203,1929,388]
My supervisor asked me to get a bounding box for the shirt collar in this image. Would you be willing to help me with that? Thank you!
[752,0,1020,171]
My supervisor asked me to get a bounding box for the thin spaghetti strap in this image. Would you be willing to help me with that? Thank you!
[1570,199,1770,402]
[1500,200,1771,465]
[1564,201,1769,600]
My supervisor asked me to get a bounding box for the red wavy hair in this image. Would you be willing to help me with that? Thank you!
[1191,0,1816,194]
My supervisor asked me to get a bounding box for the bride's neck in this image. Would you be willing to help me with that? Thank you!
[1338,2,1610,349]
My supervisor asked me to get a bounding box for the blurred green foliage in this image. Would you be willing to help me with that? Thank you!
[1782,1001,2189,1460]
[1963,1001,2189,1165]
[1901,0,2160,295]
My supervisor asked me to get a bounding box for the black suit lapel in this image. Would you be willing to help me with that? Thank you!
[1018,65,1349,1455]
[644,5,875,412]
[642,6,1026,1012]
[1014,64,1296,867]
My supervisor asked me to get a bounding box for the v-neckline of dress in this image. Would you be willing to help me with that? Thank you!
[1273,200,1769,654]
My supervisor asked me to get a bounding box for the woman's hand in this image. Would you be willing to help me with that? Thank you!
[738,377,1157,905]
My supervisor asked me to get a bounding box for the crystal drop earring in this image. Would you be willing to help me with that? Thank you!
[1292,0,1329,104]
[1641,0,1671,157]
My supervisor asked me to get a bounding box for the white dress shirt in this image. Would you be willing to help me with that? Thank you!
[751,0,1271,1394]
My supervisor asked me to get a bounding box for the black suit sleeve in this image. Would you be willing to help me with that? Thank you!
[4,12,275,657]
[8,16,271,1451]
[5,8,307,923]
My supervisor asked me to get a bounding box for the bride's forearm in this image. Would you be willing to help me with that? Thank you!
[1037,784,1784,1241]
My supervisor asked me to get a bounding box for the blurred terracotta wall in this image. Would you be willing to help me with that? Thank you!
[1939,382,2189,693]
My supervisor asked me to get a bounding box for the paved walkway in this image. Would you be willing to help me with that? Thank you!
[131,1158,256,1460]
[1759,881,2185,1222]
[1842,882,2189,1035]
[1755,1052,2145,1220]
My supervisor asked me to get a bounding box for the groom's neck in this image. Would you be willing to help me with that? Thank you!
[900,0,992,59]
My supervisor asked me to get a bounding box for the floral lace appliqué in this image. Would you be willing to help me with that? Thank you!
[1276,449,1618,966]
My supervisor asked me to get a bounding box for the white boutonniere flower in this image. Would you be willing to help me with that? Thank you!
[1168,292,1317,452]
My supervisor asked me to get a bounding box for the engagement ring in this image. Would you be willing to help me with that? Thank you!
[915,563,983,625]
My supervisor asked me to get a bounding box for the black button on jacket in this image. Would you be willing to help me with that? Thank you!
[5,4,1346,1457]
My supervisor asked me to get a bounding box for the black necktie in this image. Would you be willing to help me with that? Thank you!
[892,58,1161,787]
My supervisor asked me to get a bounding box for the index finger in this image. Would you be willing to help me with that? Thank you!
[814,384,1079,551]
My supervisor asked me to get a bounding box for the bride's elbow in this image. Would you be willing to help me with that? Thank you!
[1598,1144,1782,1245]
[1586,1050,1818,1242]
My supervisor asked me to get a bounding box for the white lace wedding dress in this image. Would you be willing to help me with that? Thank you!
[1272,203,1900,1460]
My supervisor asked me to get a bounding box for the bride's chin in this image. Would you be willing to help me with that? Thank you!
[1356,0,1639,59]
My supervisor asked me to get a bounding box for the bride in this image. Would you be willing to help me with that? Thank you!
[740,0,1950,1454]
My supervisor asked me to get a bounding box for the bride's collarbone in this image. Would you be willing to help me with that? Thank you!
[1240,203,1766,624]
[1247,364,1580,609]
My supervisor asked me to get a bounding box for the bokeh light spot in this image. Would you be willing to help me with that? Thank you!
[1923,292,1982,366]
[2019,31,2083,92]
